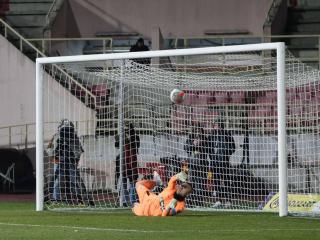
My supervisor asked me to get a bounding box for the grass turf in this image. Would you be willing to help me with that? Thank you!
[0,202,319,240]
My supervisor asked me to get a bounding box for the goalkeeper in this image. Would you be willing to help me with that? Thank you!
[132,171,192,216]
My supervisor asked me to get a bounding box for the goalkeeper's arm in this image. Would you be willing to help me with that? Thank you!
[161,171,189,217]
[161,191,188,217]
[161,199,178,216]
[166,171,188,191]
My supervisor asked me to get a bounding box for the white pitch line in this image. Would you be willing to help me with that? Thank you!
[0,222,320,233]
[0,222,161,233]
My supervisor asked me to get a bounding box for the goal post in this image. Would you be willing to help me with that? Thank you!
[276,43,287,217]
[36,43,290,215]
[36,61,44,212]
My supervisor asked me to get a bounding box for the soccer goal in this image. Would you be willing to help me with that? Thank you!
[36,42,320,217]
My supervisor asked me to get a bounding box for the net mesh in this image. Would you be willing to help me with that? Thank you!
[41,49,320,215]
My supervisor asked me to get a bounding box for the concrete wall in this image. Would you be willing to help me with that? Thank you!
[0,35,96,147]
[52,0,273,39]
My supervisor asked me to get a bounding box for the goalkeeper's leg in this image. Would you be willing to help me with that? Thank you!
[136,180,156,200]
[132,180,156,216]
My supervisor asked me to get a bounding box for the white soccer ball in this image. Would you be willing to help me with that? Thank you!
[170,89,185,104]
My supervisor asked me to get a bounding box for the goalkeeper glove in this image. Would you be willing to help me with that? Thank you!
[176,171,188,182]
[168,198,178,209]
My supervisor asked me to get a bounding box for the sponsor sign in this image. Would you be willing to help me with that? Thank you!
[263,193,320,213]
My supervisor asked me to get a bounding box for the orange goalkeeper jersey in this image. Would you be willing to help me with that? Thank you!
[132,175,185,216]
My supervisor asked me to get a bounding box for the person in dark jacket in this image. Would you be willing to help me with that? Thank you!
[115,122,140,206]
[184,123,209,207]
[130,38,151,65]
[207,120,236,207]
[49,119,91,205]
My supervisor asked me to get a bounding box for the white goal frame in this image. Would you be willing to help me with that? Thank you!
[36,42,287,216]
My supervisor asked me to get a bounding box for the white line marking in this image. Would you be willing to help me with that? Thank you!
[0,222,320,233]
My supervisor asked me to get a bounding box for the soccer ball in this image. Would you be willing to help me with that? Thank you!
[170,89,185,104]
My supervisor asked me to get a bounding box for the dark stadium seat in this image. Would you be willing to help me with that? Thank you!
[90,84,108,96]
[90,84,110,107]
[172,106,188,132]
[214,91,229,104]
[229,91,245,104]
[70,83,87,98]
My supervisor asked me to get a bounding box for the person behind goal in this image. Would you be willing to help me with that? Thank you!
[132,170,192,216]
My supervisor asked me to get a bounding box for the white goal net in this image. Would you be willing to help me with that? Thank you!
[36,43,320,216]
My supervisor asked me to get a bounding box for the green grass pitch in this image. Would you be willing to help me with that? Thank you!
[0,202,319,240]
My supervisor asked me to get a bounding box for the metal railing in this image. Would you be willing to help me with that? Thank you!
[0,123,39,149]
[0,120,93,149]
[0,18,96,107]
[169,35,320,69]
[21,34,320,69]
[26,37,114,55]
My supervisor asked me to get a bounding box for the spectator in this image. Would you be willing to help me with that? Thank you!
[184,123,209,207]
[48,119,92,205]
[115,122,140,206]
[207,120,236,207]
[130,37,151,65]
[46,134,60,202]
